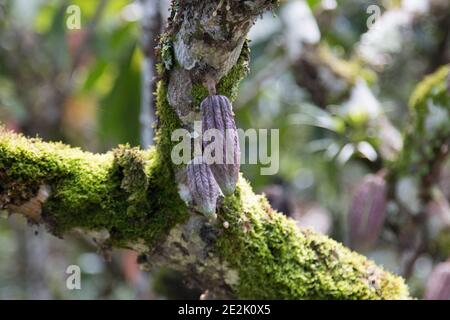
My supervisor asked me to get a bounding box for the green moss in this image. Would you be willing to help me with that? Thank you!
[216,177,409,299]
[409,65,450,114]
[191,41,250,107]
[217,43,251,100]
[113,145,149,208]
[0,96,188,248]
[159,33,175,71]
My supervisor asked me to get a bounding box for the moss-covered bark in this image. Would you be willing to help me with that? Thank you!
[0,126,410,299]
[0,130,188,248]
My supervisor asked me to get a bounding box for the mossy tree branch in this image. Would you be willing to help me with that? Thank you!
[0,0,411,299]
[0,128,410,299]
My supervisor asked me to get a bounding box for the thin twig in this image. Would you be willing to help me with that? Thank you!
[139,0,162,149]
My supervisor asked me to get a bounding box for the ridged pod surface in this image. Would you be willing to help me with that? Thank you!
[348,174,387,250]
[187,156,220,217]
[201,95,240,195]
[424,261,450,300]
[447,72,450,93]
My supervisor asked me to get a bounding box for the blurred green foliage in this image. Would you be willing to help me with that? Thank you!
[0,0,450,300]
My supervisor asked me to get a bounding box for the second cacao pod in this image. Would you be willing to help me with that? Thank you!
[424,261,450,300]
[187,156,220,217]
[348,173,387,250]
[447,72,450,93]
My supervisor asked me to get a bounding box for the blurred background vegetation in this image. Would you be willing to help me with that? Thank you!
[0,0,449,299]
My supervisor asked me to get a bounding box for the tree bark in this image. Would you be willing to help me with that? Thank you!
[0,0,412,299]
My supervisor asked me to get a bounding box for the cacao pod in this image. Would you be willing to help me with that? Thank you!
[348,173,387,250]
[201,95,240,195]
[447,72,450,93]
[424,261,450,300]
[187,156,220,217]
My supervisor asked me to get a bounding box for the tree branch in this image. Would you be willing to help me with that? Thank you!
[0,126,409,299]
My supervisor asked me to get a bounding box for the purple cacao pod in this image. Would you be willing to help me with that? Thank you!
[201,95,240,196]
[447,72,450,93]
[348,174,387,250]
[187,156,220,217]
[424,261,450,300]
